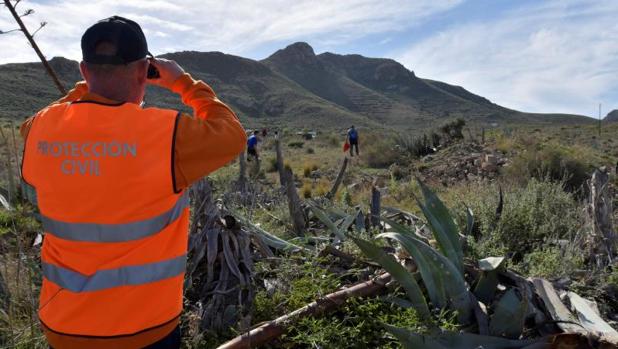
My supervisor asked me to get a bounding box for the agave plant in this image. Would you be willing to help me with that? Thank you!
[349,179,536,348]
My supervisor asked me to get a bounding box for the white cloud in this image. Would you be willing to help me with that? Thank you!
[0,0,461,63]
[395,0,618,116]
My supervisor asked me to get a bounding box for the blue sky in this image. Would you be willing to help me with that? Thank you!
[1,0,616,117]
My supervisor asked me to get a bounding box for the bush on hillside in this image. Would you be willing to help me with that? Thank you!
[439,118,465,140]
[519,246,584,278]
[454,179,584,260]
[393,133,435,158]
[363,135,399,168]
[265,157,278,173]
[506,142,598,192]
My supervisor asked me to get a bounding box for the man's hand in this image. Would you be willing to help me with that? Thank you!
[147,58,185,90]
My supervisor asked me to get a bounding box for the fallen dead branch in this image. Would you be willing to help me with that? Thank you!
[216,273,392,349]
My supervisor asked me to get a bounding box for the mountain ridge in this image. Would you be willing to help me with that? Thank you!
[0,42,591,129]
[605,110,618,122]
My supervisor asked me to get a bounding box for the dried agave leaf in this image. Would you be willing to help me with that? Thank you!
[531,278,585,335]
[466,206,475,236]
[236,215,305,252]
[567,291,618,345]
[206,228,220,284]
[0,193,10,210]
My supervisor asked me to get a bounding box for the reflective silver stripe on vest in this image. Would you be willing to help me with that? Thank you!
[41,193,188,242]
[42,254,186,292]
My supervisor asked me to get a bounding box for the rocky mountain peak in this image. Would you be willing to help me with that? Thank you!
[266,42,318,65]
[604,109,618,122]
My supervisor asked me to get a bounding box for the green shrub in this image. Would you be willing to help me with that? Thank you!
[341,189,353,206]
[439,118,465,140]
[306,147,315,154]
[454,179,584,260]
[606,268,618,288]
[285,297,426,348]
[393,133,434,158]
[390,164,406,180]
[364,136,398,168]
[253,260,340,324]
[0,207,39,236]
[288,141,304,149]
[265,157,278,173]
[302,162,318,178]
[329,134,341,147]
[302,183,312,198]
[519,246,584,278]
[506,142,599,192]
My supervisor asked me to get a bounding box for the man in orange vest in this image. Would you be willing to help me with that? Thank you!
[20,16,246,348]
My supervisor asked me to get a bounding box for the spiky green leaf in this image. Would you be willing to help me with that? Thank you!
[474,257,507,304]
[415,179,463,273]
[351,237,431,319]
[489,289,528,339]
[378,230,472,323]
[308,204,347,240]
[379,221,447,309]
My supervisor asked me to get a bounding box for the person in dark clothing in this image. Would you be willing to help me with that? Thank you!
[347,125,359,157]
[247,130,260,161]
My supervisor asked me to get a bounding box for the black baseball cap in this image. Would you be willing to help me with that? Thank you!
[81,16,151,65]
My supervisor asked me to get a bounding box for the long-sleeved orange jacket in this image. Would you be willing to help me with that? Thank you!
[21,73,246,190]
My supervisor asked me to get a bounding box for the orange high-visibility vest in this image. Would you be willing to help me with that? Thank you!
[21,100,189,348]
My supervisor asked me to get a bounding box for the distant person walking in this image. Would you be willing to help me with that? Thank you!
[247,130,260,161]
[347,125,359,157]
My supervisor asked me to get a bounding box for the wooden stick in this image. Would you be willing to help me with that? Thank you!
[274,135,285,187]
[284,168,305,237]
[370,186,381,228]
[326,157,348,200]
[4,0,67,95]
[217,273,392,349]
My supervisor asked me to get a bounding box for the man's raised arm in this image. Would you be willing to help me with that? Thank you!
[149,58,246,191]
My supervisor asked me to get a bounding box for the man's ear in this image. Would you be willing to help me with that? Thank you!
[79,61,89,81]
[135,60,148,85]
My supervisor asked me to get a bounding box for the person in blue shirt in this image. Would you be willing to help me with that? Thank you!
[247,130,260,161]
[347,125,359,157]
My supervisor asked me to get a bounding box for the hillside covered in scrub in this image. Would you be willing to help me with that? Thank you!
[2,117,617,348]
[0,42,593,129]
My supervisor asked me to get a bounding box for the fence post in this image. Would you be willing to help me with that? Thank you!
[284,168,305,236]
[275,134,286,186]
[587,167,615,266]
[326,157,348,200]
[370,186,381,230]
